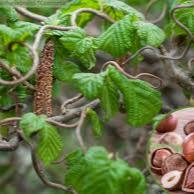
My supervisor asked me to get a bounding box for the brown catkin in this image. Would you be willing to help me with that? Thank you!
[33,40,54,116]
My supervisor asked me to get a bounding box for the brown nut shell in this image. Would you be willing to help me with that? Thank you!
[184,121,194,135]
[161,170,184,191]
[151,148,173,175]
[183,133,194,163]
[162,153,188,175]
[159,132,183,146]
[182,163,194,193]
[156,115,178,133]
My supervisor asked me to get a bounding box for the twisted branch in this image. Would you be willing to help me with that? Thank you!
[71,8,115,26]
[15,7,47,22]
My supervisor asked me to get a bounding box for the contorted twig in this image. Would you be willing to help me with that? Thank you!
[27,141,77,194]
[0,135,19,151]
[0,116,78,129]
[15,7,47,22]
[61,94,84,114]
[145,0,167,24]
[0,60,35,90]
[122,40,192,66]
[75,110,87,153]
[102,61,163,89]
[71,8,115,26]
[171,4,194,41]
[0,25,76,86]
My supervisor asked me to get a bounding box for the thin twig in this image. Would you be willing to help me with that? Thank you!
[122,40,192,66]
[47,119,79,128]
[103,61,163,89]
[146,0,167,24]
[0,25,76,86]
[29,142,76,194]
[61,94,84,114]
[171,4,194,41]
[0,103,26,112]
[71,8,115,26]
[0,60,35,90]
[0,135,19,151]
[76,110,87,152]
[15,7,47,22]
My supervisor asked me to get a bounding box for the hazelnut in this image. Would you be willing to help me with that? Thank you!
[151,148,173,175]
[182,163,194,193]
[183,133,194,163]
[161,170,183,191]
[159,132,183,146]
[156,114,178,133]
[184,121,194,135]
[162,153,188,175]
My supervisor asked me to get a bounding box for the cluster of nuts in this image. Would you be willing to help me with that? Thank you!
[151,114,194,192]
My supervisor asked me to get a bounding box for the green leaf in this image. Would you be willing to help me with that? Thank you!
[87,108,103,137]
[37,124,63,165]
[101,0,144,21]
[65,146,147,194]
[5,45,32,74]
[108,66,162,127]
[20,113,47,138]
[60,28,86,51]
[171,0,194,35]
[134,21,166,47]
[124,167,147,194]
[96,14,138,57]
[53,41,81,82]
[100,76,119,121]
[60,29,97,69]
[73,72,106,100]
[96,13,165,58]
[54,60,81,83]
[0,7,19,23]
[73,37,97,69]
[59,0,100,27]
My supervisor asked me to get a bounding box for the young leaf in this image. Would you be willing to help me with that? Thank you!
[73,72,106,100]
[100,76,119,121]
[37,124,63,165]
[60,28,86,51]
[73,37,97,69]
[96,14,137,57]
[65,146,147,194]
[124,167,147,194]
[20,113,47,138]
[87,108,103,137]
[59,0,100,27]
[108,66,162,127]
[0,7,19,23]
[60,29,97,69]
[134,21,166,47]
[53,41,81,83]
[101,0,144,21]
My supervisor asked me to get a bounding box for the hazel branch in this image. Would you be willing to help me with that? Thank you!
[61,94,84,114]
[0,60,35,90]
[75,110,87,153]
[0,135,19,151]
[103,61,163,89]
[15,7,47,22]
[171,4,194,41]
[0,25,76,86]
[29,142,77,194]
[71,8,115,26]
